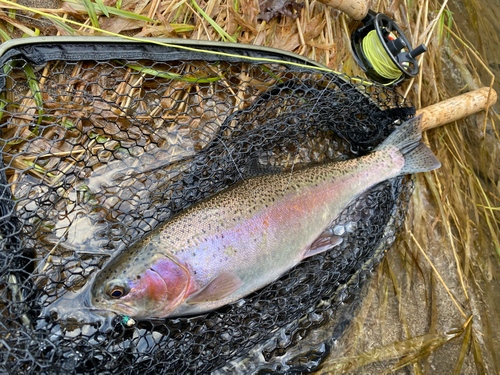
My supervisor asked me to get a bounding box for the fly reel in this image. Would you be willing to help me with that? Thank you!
[351,10,427,85]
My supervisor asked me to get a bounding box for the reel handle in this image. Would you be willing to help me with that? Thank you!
[409,44,427,59]
[417,87,497,131]
[316,0,368,20]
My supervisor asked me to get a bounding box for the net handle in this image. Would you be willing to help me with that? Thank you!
[317,0,369,20]
[416,87,498,131]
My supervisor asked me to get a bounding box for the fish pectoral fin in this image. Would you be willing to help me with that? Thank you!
[304,232,343,259]
[185,272,243,305]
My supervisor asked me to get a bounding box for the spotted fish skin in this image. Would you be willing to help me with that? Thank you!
[91,115,440,319]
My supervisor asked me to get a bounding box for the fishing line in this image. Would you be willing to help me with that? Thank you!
[362,30,403,84]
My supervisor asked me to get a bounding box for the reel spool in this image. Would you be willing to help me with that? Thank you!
[351,10,427,85]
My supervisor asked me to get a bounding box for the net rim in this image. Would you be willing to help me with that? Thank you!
[0,36,327,68]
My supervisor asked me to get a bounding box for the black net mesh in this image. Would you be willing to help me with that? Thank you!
[0,40,414,374]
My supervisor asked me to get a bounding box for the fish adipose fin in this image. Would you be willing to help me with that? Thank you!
[303,231,343,259]
[243,158,283,178]
[186,272,243,305]
[375,115,441,175]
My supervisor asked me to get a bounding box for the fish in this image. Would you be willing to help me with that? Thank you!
[90,115,440,319]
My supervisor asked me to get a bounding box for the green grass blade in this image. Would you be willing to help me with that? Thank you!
[116,0,122,9]
[170,23,195,33]
[22,27,40,38]
[107,6,157,22]
[81,0,100,28]
[434,9,453,46]
[406,0,412,13]
[0,28,11,42]
[191,0,236,42]
[66,0,157,22]
[0,97,8,121]
[7,8,15,32]
[232,26,241,40]
[453,318,472,375]
[115,61,223,83]
[95,0,109,17]
[445,10,453,45]
[171,1,186,23]
[50,18,76,35]
[61,119,76,129]
[260,65,284,83]
[471,332,486,375]
[438,10,445,43]
[24,160,57,178]
[23,64,44,124]
[89,132,109,143]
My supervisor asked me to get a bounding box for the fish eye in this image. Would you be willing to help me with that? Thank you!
[105,280,129,299]
[110,287,124,298]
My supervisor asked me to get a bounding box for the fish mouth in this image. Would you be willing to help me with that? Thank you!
[87,307,119,315]
[114,303,137,316]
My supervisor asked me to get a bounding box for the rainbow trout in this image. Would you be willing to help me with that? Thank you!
[91,115,440,319]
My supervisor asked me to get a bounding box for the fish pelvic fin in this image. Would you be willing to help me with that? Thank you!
[303,231,343,259]
[375,115,441,175]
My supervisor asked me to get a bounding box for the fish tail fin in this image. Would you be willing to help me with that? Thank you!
[375,115,441,175]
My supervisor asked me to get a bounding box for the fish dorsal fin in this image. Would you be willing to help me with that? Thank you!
[303,231,343,259]
[185,272,243,305]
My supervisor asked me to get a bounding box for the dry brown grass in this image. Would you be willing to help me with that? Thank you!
[0,0,498,373]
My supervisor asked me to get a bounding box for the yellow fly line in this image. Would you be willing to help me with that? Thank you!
[361,29,403,85]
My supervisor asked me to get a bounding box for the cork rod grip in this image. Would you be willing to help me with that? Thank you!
[416,87,497,131]
[316,0,368,20]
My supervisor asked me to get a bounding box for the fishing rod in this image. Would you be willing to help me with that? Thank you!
[415,87,497,131]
